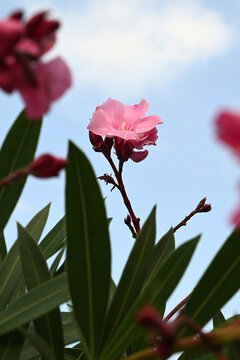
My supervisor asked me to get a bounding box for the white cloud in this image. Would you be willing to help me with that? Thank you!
[5,0,235,96]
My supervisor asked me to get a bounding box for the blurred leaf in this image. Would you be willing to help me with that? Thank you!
[0,273,69,337]
[108,278,117,306]
[18,224,64,360]
[213,310,225,329]
[0,330,25,360]
[178,351,217,360]
[0,110,42,230]
[0,204,50,310]
[39,217,66,259]
[126,335,148,357]
[66,142,111,358]
[183,230,240,335]
[20,312,80,360]
[99,236,199,360]
[19,327,54,360]
[0,232,7,264]
[101,207,156,350]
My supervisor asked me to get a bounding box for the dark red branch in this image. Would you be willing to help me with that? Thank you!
[173,197,211,233]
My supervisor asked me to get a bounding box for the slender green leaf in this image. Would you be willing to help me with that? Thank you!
[149,227,175,278]
[101,207,156,349]
[0,273,69,337]
[66,142,111,358]
[20,313,80,360]
[39,217,66,259]
[0,232,7,263]
[19,327,54,360]
[183,230,240,334]
[213,310,225,329]
[50,248,65,276]
[18,224,64,360]
[0,110,42,229]
[0,330,25,360]
[0,204,50,310]
[99,237,200,360]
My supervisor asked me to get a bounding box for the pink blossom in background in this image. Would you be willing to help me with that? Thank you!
[88,98,162,162]
[215,110,240,228]
[0,10,71,119]
[30,154,68,178]
[215,110,240,159]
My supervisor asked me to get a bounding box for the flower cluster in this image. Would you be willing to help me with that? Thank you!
[0,10,71,119]
[88,98,162,163]
[215,110,240,226]
[136,305,176,358]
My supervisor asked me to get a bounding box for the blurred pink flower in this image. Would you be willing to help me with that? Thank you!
[216,110,240,228]
[88,98,162,162]
[216,110,240,159]
[0,10,71,119]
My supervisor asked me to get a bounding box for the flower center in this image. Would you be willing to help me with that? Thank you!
[121,121,126,130]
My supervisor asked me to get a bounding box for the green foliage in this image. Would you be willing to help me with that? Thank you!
[182,229,240,335]
[66,142,111,359]
[0,111,239,360]
[0,111,42,230]
[18,224,64,360]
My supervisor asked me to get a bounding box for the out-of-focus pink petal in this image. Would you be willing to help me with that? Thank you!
[131,150,148,162]
[0,66,15,93]
[231,205,240,228]
[216,110,240,158]
[38,57,71,100]
[15,38,40,57]
[0,19,24,57]
[133,115,162,133]
[17,57,71,119]
[124,99,149,125]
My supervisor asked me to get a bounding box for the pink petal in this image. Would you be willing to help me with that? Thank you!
[124,99,150,126]
[231,204,240,228]
[96,98,125,129]
[133,115,162,133]
[38,57,72,100]
[131,150,148,162]
[0,19,24,57]
[15,38,40,57]
[17,57,71,119]
[88,110,138,140]
[216,110,240,159]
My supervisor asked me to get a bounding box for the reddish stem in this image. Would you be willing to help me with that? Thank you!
[105,155,140,235]
[164,293,191,321]
[173,197,211,233]
[0,167,30,187]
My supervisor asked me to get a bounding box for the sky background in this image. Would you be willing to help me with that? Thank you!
[1,0,240,357]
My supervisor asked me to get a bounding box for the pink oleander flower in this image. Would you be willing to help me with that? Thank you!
[215,110,240,228]
[216,110,240,159]
[30,154,68,178]
[88,98,162,162]
[0,10,71,119]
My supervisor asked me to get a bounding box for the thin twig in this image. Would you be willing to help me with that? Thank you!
[164,293,191,321]
[105,154,140,235]
[173,197,211,233]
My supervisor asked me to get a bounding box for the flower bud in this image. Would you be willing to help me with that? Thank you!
[30,154,68,178]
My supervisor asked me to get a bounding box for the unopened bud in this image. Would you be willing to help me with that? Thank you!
[30,154,68,178]
[198,203,212,213]
[196,197,206,210]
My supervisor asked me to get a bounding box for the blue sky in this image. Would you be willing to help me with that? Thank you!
[1,0,240,348]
